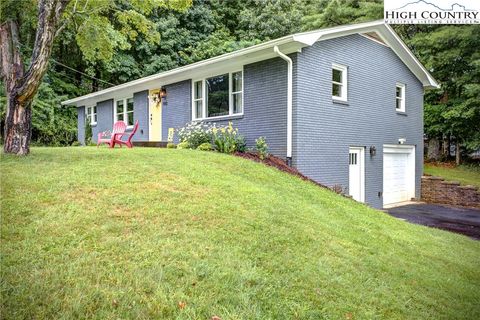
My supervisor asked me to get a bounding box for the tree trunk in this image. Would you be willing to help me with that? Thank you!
[456,142,461,165]
[427,137,441,161]
[0,0,70,155]
[3,95,32,155]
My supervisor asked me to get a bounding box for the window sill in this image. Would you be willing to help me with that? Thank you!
[332,99,349,106]
[396,111,407,116]
[193,113,244,122]
[90,123,97,127]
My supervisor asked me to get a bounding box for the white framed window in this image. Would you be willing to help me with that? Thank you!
[396,83,406,112]
[114,97,134,127]
[86,106,97,125]
[192,70,243,120]
[193,80,203,119]
[332,63,348,101]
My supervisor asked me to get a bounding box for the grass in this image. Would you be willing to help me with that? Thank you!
[424,163,480,188]
[1,147,479,319]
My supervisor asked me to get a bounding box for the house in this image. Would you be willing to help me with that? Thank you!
[62,20,439,209]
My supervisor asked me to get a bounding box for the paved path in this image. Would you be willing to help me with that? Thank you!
[387,203,480,240]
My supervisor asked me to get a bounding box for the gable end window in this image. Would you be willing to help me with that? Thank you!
[332,63,348,101]
[396,83,405,112]
[115,97,134,126]
[86,106,97,125]
[192,70,243,120]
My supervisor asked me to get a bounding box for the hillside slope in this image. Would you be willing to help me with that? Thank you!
[1,147,479,319]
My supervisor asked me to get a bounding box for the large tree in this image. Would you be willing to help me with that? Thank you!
[1,0,70,155]
[0,0,191,155]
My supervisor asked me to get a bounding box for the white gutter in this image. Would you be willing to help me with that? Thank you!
[273,45,293,162]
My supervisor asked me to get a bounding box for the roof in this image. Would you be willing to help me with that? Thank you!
[62,20,439,107]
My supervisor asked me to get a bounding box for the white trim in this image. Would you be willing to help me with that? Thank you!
[191,69,243,121]
[383,144,416,207]
[348,146,365,203]
[332,63,348,102]
[395,82,406,112]
[85,105,97,126]
[359,33,389,47]
[114,96,134,128]
[62,20,438,107]
[273,46,293,159]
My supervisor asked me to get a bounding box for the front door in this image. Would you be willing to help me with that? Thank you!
[349,147,365,202]
[148,89,162,141]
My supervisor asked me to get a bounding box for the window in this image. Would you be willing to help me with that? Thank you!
[396,83,405,112]
[193,80,203,119]
[115,97,134,126]
[332,63,348,101]
[86,106,97,125]
[192,70,243,120]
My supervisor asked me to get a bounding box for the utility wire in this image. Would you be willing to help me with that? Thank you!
[18,40,116,87]
[50,59,116,87]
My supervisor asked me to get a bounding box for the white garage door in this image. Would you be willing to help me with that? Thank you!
[383,145,415,207]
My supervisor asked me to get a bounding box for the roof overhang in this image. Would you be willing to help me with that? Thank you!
[62,20,439,107]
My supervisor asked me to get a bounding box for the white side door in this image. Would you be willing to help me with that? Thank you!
[349,147,365,202]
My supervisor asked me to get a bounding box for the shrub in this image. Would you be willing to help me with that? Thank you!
[255,136,269,160]
[197,142,213,151]
[71,141,82,147]
[177,141,190,149]
[178,122,213,149]
[166,142,176,149]
[212,122,245,154]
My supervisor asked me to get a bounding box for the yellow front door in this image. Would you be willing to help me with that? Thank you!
[149,89,162,141]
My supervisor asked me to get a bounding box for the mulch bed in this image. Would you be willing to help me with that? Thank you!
[234,151,329,189]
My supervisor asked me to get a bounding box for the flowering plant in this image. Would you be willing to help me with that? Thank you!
[177,121,214,149]
[212,122,245,154]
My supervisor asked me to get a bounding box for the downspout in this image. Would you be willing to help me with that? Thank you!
[273,45,293,166]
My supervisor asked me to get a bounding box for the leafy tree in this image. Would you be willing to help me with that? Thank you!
[0,0,191,155]
[405,25,480,163]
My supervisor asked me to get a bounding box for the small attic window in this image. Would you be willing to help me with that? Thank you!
[332,63,348,101]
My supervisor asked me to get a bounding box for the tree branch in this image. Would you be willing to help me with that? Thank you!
[0,21,23,92]
[16,0,70,103]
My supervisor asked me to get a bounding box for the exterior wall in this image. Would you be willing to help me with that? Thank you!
[161,57,291,155]
[91,99,114,143]
[162,80,192,143]
[294,34,424,208]
[214,57,290,158]
[133,90,149,141]
[77,106,85,145]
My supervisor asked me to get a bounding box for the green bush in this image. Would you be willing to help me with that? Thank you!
[71,141,82,147]
[166,142,176,149]
[197,142,213,151]
[177,141,190,149]
[255,136,269,160]
[212,122,245,154]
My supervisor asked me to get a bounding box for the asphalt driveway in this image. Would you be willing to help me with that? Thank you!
[387,203,480,240]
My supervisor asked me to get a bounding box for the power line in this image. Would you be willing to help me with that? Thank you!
[50,59,116,87]
[18,41,116,87]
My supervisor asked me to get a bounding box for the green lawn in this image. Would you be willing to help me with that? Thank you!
[424,163,480,188]
[1,148,479,319]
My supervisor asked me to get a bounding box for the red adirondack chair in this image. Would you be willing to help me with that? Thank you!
[113,120,139,148]
[97,121,127,148]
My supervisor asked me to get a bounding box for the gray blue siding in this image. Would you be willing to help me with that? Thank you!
[161,57,291,155]
[77,106,85,145]
[133,90,149,141]
[294,34,424,208]
[162,80,192,143]
[92,99,114,143]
